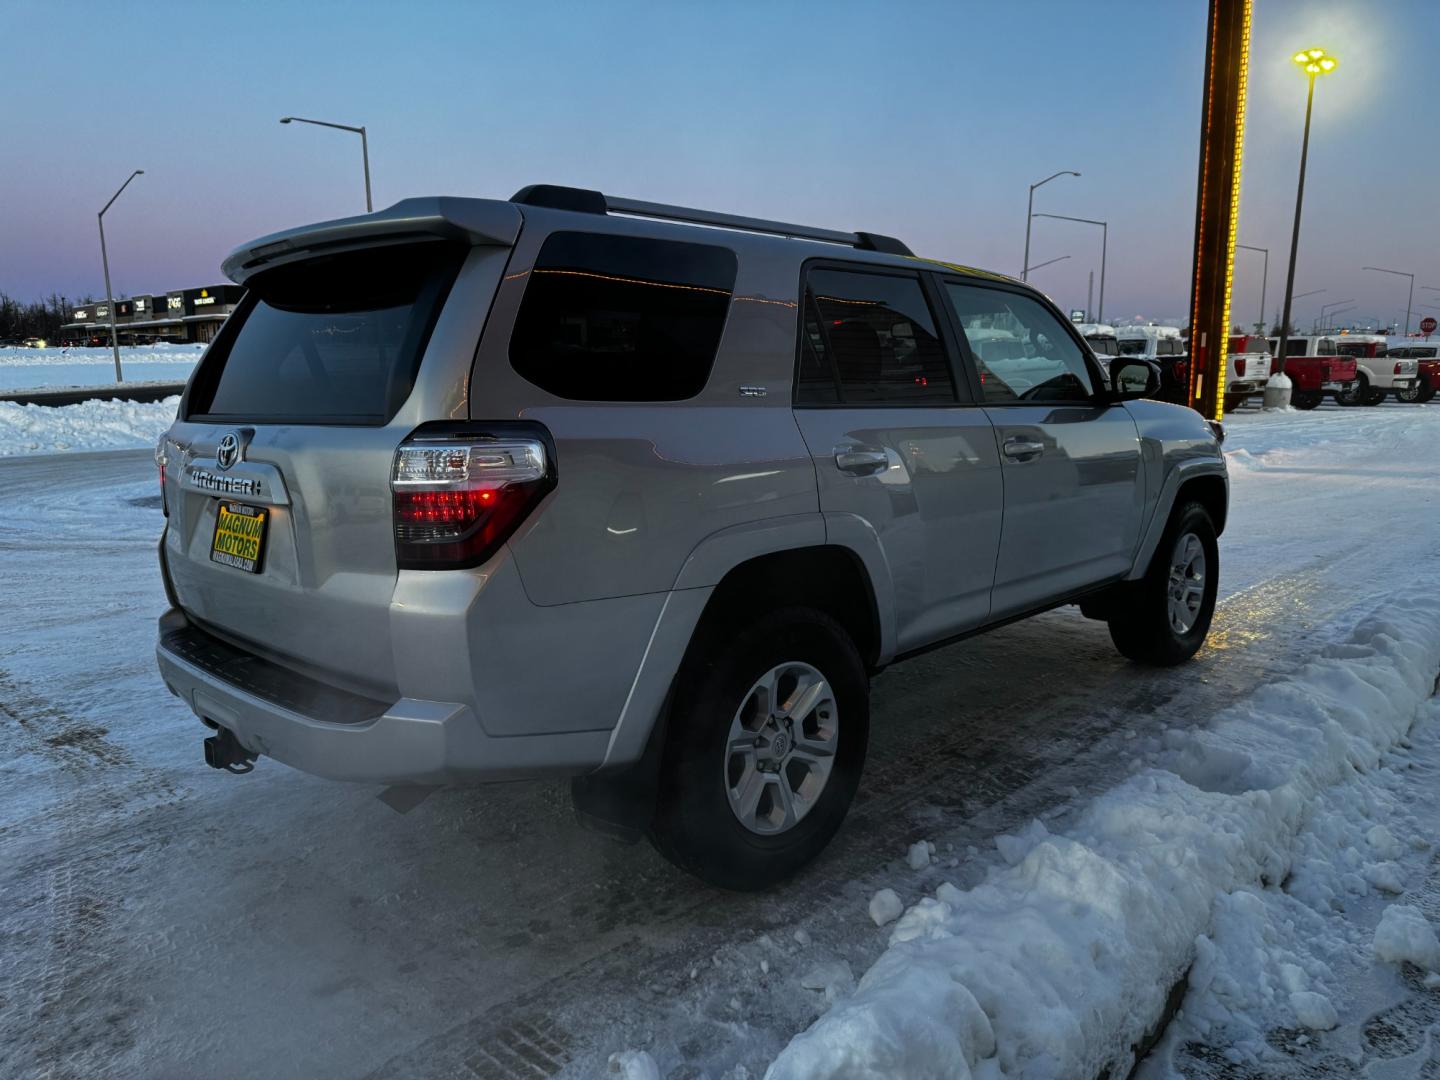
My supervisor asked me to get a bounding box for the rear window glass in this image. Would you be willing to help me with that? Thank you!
[186,242,464,425]
[509,232,737,401]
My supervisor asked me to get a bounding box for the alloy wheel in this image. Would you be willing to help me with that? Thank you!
[723,662,838,835]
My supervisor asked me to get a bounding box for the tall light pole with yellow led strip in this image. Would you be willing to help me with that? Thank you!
[1274,47,1339,373]
[1187,0,1252,420]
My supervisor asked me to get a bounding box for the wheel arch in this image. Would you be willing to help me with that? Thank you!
[1126,460,1229,580]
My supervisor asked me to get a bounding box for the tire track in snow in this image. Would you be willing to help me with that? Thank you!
[0,667,186,1080]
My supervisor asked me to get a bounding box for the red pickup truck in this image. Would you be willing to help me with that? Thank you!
[1266,336,1359,410]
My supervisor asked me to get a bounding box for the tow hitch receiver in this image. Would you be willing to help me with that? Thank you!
[203,727,258,773]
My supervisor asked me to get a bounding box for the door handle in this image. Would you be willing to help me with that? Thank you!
[1002,436,1045,461]
[833,446,890,475]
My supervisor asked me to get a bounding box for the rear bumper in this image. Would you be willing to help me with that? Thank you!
[1226,379,1267,394]
[155,609,609,784]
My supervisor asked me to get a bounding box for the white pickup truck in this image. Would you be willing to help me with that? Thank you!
[1224,335,1272,411]
[1330,334,1420,405]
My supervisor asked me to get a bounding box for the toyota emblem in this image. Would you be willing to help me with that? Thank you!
[216,432,242,470]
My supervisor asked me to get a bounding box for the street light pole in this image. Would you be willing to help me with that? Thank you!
[1032,212,1108,321]
[1022,170,1079,280]
[280,115,372,212]
[98,169,144,384]
[1316,297,1352,331]
[1237,244,1269,333]
[1024,254,1071,274]
[1362,266,1415,336]
[1276,47,1338,373]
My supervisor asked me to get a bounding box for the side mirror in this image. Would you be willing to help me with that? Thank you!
[1109,359,1160,400]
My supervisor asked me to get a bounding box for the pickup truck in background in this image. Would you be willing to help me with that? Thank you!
[1118,324,1190,406]
[1388,342,1440,403]
[1330,334,1419,405]
[1266,335,1359,410]
[1225,335,1273,411]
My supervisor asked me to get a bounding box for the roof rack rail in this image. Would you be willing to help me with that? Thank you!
[510,184,913,257]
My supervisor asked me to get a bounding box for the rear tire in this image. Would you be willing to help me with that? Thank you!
[1223,393,1244,413]
[1418,379,1438,404]
[1336,373,1369,406]
[1291,390,1322,410]
[1107,502,1218,667]
[1396,380,1423,403]
[649,607,869,891]
[1362,386,1387,406]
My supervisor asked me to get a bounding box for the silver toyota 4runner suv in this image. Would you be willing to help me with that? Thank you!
[155,185,1227,889]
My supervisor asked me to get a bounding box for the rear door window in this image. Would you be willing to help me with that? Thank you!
[186,241,465,425]
[508,232,737,401]
[795,267,958,405]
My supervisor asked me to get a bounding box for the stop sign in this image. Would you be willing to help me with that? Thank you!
[1422,316,1437,336]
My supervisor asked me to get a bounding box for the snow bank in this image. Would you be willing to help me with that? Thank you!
[0,396,178,456]
[0,343,202,367]
[767,597,1440,1080]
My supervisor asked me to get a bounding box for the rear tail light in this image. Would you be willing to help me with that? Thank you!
[155,436,169,517]
[391,422,555,570]
[1235,358,1247,377]
[1396,362,1405,375]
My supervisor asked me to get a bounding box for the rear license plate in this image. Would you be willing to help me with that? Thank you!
[210,501,268,573]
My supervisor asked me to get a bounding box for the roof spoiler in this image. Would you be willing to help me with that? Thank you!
[221,197,523,284]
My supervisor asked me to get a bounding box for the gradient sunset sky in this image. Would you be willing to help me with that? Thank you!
[3,0,1434,328]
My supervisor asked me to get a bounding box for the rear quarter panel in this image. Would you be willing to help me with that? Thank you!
[470,210,817,606]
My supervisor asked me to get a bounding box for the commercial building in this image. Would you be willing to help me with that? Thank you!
[61,284,244,344]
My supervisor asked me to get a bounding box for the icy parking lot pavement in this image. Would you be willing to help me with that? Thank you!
[1,402,1438,1079]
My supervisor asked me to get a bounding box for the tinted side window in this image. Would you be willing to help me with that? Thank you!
[796,268,956,404]
[509,232,737,401]
[944,283,1095,403]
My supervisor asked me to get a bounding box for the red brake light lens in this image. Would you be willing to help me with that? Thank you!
[391,425,554,570]
[1395,362,1404,375]
[1235,357,1247,377]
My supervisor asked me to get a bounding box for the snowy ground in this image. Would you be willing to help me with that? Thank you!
[1,401,1438,1079]
[0,344,201,393]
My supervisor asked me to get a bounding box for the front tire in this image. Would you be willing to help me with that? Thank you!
[1107,502,1219,667]
[649,608,869,891]
[1418,378,1438,404]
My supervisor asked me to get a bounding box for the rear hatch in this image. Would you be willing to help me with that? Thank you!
[163,241,470,699]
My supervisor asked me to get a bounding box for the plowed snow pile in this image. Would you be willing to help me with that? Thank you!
[0,396,179,456]
[768,596,1440,1079]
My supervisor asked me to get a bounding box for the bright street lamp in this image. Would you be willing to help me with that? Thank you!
[280,115,372,212]
[1362,266,1415,335]
[1275,47,1339,372]
[1022,170,1079,280]
[98,169,144,383]
[1236,244,1269,333]
[1032,212,1108,323]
